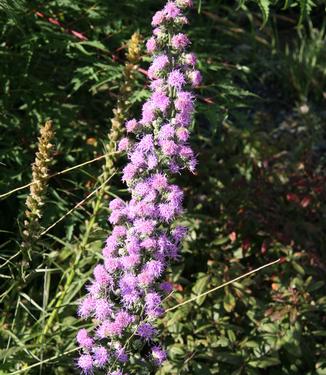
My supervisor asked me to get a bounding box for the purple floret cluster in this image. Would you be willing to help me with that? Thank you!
[76,1,201,374]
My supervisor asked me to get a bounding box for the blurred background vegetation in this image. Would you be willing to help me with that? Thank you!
[0,0,325,374]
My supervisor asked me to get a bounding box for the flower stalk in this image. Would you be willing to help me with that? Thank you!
[76,1,201,374]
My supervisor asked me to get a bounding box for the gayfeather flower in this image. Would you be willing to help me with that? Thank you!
[137,322,156,340]
[152,345,167,365]
[93,346,109,368]
[184,52,197,65]
[76,329,93,349]
[125,119,138,133]
[148,54,170,79]
[164,2,181,19]
[146,37,157,53]
[118,138,129,152]
[151,10,165,27]
[167,69,186,89]
[78,296,95,319]
[76,1,200,373]
[77,354,93,374]
[189,69,202,87]
[171,33,190,50]
[151,91,170,112]
[94,298,112,320]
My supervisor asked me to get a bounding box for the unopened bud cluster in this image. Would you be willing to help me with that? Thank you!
[106,31,142,175]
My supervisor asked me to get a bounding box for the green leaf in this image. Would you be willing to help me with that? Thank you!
[167,309,188,328]
[307,280,325,293]
[197,0,202,13]
[312,330,326,337]
[257,0,270,27]
[299,0,315,23]
[213,236,229,245]
[0,0,25,17]
[259,323,279,333]
[227,329,237,342]
[192,274,210,305]
[224,292,236,312]
[169,344,185,360]
[248,356,281,368]
[292,261,305,275]
[283,0,294,9]
[79,40,108,50]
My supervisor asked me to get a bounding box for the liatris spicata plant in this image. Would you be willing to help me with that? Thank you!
[21,120,54,271]
[76,1,201,373]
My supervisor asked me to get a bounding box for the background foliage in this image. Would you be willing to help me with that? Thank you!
[0,0,325,374]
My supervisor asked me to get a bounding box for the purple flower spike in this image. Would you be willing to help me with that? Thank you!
[76,0,200,373]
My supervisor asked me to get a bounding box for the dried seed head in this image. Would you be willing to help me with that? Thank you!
[127,31,142,64]
[21,120,55,252]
